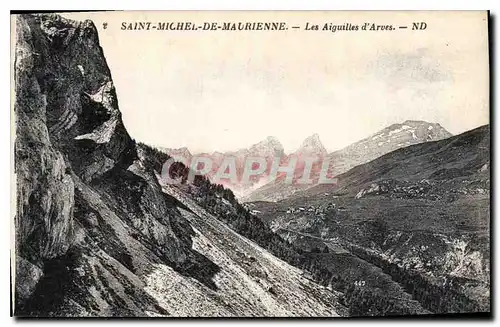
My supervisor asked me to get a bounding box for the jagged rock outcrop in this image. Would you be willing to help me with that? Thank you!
[166,136,287,198]
[253,125,490,314]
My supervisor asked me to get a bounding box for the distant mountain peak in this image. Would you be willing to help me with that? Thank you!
[388,120,449,131]
[265,135,280,143]
[295,133,327,155]
[160,146,192,159]
[305,133,321,142]
[249,136,284,156]
[258,135,282,147]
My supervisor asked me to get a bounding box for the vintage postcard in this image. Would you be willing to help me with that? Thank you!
[11,11,490,318]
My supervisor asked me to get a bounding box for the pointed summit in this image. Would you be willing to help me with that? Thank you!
[295,133,327,156]
[257,136,282,147]
[265,135,281,144]
[382,120,452,142]
[248,136,284,157]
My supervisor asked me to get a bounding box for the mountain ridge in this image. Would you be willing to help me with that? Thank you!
[162,122,451,201]
[293,133,327,156]
[243,120,453,202]
[249,124,490,315]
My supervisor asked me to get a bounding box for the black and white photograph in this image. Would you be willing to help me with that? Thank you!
[10,10,491,318]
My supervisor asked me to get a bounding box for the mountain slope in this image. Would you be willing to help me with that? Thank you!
[164,136,286,198]
[12,13,344,317]
[149,184,344,317]
[251,125,490,314]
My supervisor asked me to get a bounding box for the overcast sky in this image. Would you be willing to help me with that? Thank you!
[64,11,489,153]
